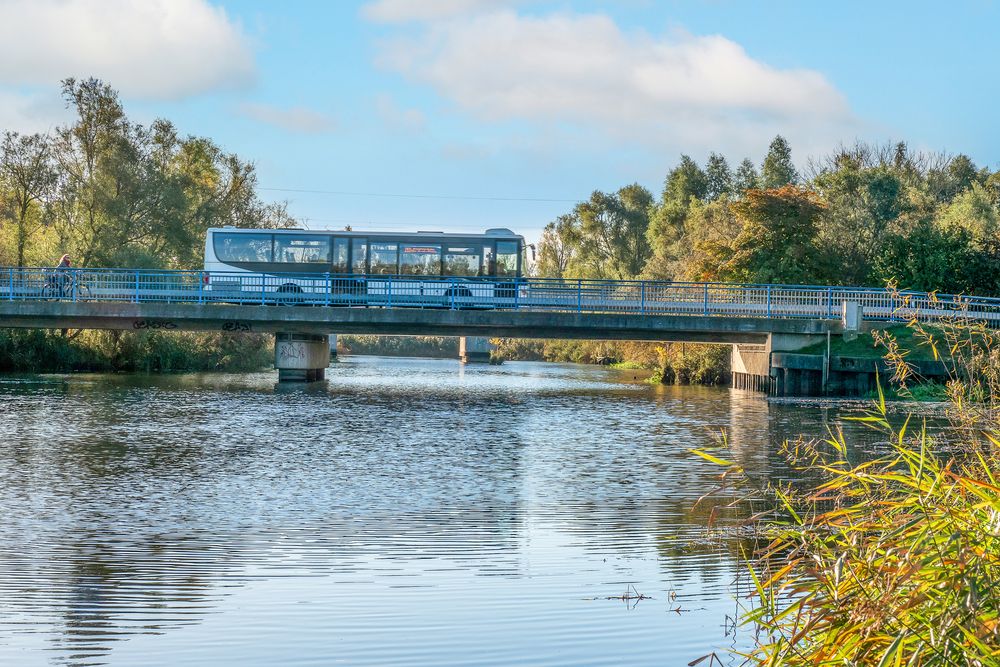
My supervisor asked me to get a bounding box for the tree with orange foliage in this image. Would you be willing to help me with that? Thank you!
[713,185,831,284]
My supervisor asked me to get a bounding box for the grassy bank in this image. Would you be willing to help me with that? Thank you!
[0,329,273,373]
[796,324,943,360]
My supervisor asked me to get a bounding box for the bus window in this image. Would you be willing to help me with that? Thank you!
[370,243,399,275]
[400,245,442,276]
[443,247,481,277]
[483,247,494,276]
[496,241,518,276]
[215,232,273,263]
[274,234,330,264]
[332,238,349,273]
[351,238,367,274]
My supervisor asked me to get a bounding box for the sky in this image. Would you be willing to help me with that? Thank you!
[0,0,997,243]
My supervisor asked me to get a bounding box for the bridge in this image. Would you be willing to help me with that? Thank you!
[1,267,996,390]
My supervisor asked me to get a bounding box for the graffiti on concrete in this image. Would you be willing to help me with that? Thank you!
[132,320,178,330]
[278,342,305,360]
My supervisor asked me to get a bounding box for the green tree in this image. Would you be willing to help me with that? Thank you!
[811,155,906,285]
[663,155,708,205]
[704,153,732,201]
[733,157,759,194]
[50,77,293,269]
[760,135,798,188]
[535,214,580,278]
[575,184,653,279]
[872,220,977,293]
[0,132,56,266]
[926,153,979,202]
[643,156,708,277]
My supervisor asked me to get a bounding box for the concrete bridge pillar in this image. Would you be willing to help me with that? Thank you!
[275,333,330,382]
[459,336,494,364]
[329,334,338,359]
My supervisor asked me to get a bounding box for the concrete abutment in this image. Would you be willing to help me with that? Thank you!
[275,333,330,382]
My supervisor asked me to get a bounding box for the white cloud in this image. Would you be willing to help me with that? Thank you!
[373,11,867,157]
[0,89,72,134]
[0,0,254,99]
[238,103,335,134]
[362,0,525,23]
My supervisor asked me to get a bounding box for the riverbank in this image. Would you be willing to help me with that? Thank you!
[340,336,732,386]
[0,329,273,373]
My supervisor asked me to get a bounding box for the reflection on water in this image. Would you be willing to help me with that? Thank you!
[0,357,887,666]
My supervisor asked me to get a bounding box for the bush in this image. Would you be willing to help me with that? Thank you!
[0,329,273,373]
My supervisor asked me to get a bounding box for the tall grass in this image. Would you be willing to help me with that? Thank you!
[695,312,1000,666]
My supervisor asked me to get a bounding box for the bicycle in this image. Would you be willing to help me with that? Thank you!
[41,271,92,301]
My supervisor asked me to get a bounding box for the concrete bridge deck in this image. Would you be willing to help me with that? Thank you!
[0,300,840,343]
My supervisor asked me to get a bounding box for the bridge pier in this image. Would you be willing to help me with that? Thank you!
[733,303,867,397]
[275,333,330,382]
[459,336,494,364]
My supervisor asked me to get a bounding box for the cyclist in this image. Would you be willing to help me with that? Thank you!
[49,254,72,296]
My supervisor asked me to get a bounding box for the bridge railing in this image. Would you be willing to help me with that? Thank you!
[4,267,1000,323]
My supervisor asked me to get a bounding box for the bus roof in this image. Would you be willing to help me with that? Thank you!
[207,227,525,241]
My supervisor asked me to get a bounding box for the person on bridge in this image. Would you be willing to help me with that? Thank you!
[52,254,72,292]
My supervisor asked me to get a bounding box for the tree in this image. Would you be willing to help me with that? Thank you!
[49,77,294,269]
[761,135,798,188]
[717,186,828,284]
[0,132,57,266]
[575,184,653,279]
[926,153,979,202]
[733,158,760,193]
[535,214,580,278]
[643,156,708,277]
[811,158,905,285]
[704,153,733,201]
[936,183,999,249]
[872,221,979,294]
[662,155,708,205]
[673,198,742,281]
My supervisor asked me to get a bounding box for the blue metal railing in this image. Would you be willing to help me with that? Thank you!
[3,266,1000,324]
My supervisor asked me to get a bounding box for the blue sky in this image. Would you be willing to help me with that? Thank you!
[0,0,997,242]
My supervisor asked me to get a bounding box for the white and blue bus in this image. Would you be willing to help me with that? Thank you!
[203,227,528,306]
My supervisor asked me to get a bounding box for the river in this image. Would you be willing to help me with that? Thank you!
[0,356,898,666]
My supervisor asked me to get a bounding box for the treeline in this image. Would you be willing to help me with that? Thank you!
[538,136,1000,292]
[532,137,1000,383]
[0,78,289,372]
[0,78,292,269]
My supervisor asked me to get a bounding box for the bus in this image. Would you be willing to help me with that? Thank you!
[203,227,529,307]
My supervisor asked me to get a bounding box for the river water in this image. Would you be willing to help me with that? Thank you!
[0,357,896,666]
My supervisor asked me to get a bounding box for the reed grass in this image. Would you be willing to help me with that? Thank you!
[694,310,1000,666]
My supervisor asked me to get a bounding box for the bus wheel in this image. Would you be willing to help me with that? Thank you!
[445,286,473,308]
[276,283,303,306]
